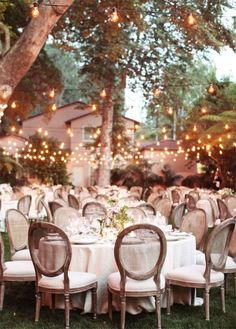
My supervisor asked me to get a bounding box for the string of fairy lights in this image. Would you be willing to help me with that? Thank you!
[1,1,236,168]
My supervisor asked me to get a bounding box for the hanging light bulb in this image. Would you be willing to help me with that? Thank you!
[100,89,107,98]
[187,13,196,26]
[31,2,40,18]
[224,124,229,130]
[11,101,16,109]
[49,89,55,99]
[92,104,97,111]
[167,107,173,115]
[201,107,207,114]
[51,103,57,111]
[110,7,119,22]
[193,125,197,132]
[207,83,216,95]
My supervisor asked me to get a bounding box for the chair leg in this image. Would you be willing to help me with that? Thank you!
[35,292,41,322]
[0,282,5,311]
[155,291,162,329]
[64,293,70,329]
[234,273,236,296]
[166,281,171,315]
[221,283,225,313]
[107,288,113,320]
[204,287,210,321]
[91,287,97,319]
[120,296,126,329]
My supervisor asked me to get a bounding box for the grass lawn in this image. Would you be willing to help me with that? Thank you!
[0,232,235,329]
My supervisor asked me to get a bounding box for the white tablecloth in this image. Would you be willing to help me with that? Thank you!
[67,235,196,314]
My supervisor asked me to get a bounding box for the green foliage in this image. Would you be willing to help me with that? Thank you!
[0,148,23,185]
[114,206,132,230]
[19,134,70,185]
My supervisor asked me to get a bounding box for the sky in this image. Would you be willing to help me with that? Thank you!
[125,47,236,123]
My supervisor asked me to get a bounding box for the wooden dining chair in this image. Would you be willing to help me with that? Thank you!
[82,201,107,218]
[138,203,156,216]
[217,198,231,222]
[107,224,167,329]
[53,206,80,231]
[170,202,186,229]
[39,199,53,222]
[95,194,109,204]
[180,209,207,250]
[17,194,32,217]
[154,198,172,220]
[48,200,63,219]
[0,231,35,310]
[126,207,146,223]
[197,223,236,295]
[171,189,181,205]
[184,193,196,212]
[68,194,80,210]
[166,218,236,320]
[28,222,97,329]
[5,209,31,261]
[221,196,236,217]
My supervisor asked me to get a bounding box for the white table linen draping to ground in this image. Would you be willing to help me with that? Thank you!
[65,235,196,314]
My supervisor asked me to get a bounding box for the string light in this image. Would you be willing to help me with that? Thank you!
[201,107,207,114]
[100,89,107,98]
[11,101,16,109]
[51,103,57,111]
[92,104,97,111]
[31,2,40,18]
[186,13,196,26]
[110,7,119,22]
[207,84,216,94]
[167,107,173,115]
[49,89,55,98]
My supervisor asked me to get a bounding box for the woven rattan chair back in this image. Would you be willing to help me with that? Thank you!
[68,194,80,210]
[154,198,172,220]
[180,209,207,250]
[54,207,80,231]
[138,203,156,216]
[204,218,236,275]
[170,202,186,229]
[171,189,181,204]
[82,201,107,218]
[126,207,146,223]
[5,209,29,257]
[224,196,236,217]
[48,201,63,218]
[17,195,32,217]
[184,194,196,212]
[217,198,231,222]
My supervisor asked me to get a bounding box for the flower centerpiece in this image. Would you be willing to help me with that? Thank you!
[113,206,132,231]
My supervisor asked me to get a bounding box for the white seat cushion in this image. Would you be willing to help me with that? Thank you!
[11,249,31,261]
[39,271,97,290]
[4,261,35,278]
[196,253,236,270]
[166,265,224,284]
[108,272,165,292]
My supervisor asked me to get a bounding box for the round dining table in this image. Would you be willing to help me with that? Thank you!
[64,234,196,314]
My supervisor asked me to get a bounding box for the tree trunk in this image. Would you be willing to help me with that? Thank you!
[0,0,74,101]
[97,88,114,187]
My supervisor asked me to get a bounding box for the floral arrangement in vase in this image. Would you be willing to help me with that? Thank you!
[114,206,132,231]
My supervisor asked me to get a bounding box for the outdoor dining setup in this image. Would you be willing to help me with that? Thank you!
[0,183,236,329]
